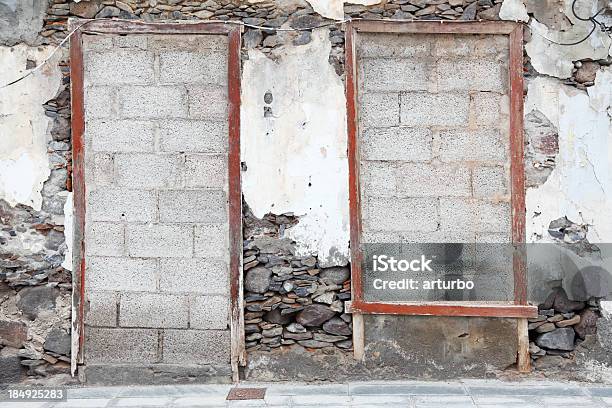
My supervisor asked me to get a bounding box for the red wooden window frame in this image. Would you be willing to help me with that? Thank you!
[70,20,245,375]
[345,20,537,319]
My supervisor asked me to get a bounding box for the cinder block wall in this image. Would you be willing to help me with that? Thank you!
[81,33,232,384]
[357,32,518,375]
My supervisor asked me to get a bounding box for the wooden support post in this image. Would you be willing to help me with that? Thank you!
[517,318,531,373]
[353,313,365,361]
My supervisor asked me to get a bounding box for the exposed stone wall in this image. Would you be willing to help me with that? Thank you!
[243,204,353,352]
[80,32,232,384]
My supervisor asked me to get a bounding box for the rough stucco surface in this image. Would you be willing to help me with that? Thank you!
[241,28,350,267]
[0,0,47,46]
[0,45,60,210]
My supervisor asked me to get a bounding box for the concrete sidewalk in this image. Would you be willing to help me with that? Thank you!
[4,380,612,408]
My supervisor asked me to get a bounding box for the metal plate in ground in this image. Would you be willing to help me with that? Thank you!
[226,388,266,400]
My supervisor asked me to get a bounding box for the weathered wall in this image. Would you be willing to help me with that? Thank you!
[80,32,232,384]
[2,0,612,385]
[0,0,73,385]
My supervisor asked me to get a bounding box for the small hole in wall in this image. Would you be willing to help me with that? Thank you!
[26,59,36,70]
[458,333,469,338]
[264,106,273,117]
[121,213,126,217]
[308,182,312,187]
[264,91,273,104]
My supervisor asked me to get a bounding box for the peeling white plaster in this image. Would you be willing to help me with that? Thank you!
[499,0,529,22]
[0,45,61,210]
[525,72,612,244]
[524,0,611,79]
[62,192,73,271]
[525,71,612,300]
[241,28,350,267]
[305,0,381,20]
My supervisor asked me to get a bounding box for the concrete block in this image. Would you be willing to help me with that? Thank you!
[188,86,228,121]
[120,293,189,328]
[88,188,156,222]
[85,328,158,364]
[400,93,469,126]
[471,92,508,126]
[159,120,227,153]
[118,86,187,119]
[83,363,231,385]
[87,256,157,292]
[85,222,125,257]
[433,34,508,57]
[357,33,430,58]
[83,35,114,52]
[364,197,438,232]
[159,190,227,224]
[87,120,155,153]
[435,60,505,92]
[85,50,154,85]
[159,258,229,295]
[436,129,506,162]
[190,295,229,330]
[439,199,511,235]
[361,127,432,162]
[159,51,227,85]
[148,34,229,52]
[360,58,428,92]
[397,163,471,197]
[85,87,114,119]
[127,224,193,258]
[113,35,147,49]
[194,224,228,259]
[86,291,117,327]
[472,166,507,198]
[359,161,397,197]
[185,154,227,189]
[93,153,114,186]
[163,329,230,364]
[360,92,399,128]
[115,153,183,189]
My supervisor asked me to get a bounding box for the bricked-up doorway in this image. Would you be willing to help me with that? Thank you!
[344,21,536,369]
[70,21,244,383]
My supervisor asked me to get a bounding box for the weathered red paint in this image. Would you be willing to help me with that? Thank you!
[346,21,530,317]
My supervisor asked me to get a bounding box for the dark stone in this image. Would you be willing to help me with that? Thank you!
[264,308,294,325]
[290,14,322,30]
[17,286,59,319]
[575,61,599,83]
[70,1,102,18]
[297,340,332,348]
[535,328,575,351]
[283,330,312,340]
[96,6,121,18]
[313,332,348,342]
[244,324,260,334]
[243,28,263,49]
[44,328,71,356]
[0,356,24,384]
[0,320,27,348]
[296,304,336,327]
[459,1,477,19]
[477,3,501,20]
[322,317,352,336]
[293,31,311,46]
[575,309,598,339]
[552,287,585,313]
[319,267,350,285]
[336,339,353,349]
[244,267,272,294]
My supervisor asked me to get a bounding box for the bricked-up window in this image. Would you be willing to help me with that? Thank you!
[71,22,243,378]
[346,21,535,318]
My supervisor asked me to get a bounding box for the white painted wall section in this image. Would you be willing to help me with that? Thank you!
[0,45,61,210]
[241,29,350,267]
